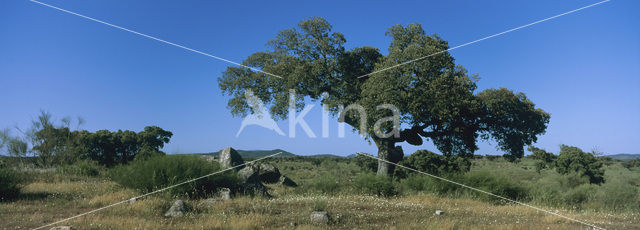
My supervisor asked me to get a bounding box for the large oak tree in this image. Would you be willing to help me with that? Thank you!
[219,17,550,175]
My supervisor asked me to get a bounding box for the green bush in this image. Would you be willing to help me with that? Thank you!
[352,153,378,173]
[57,160,102,177]
[352,173,397,197]
[461,171,529,201]
[622,159,640,169]
[0,167,21,200]
[399,150,470,177]
[308,174,342,195]
[108,155,238,198]
[399,171,528,202]
[554,145,604,184]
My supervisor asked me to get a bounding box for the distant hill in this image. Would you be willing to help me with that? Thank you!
[605,154,640,161]
[208,149,296,158]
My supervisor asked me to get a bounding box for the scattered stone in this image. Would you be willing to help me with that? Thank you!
[289,222,297,227]
[256,163,281,183]
[278,175,297,187]
[218,147,244,169]
[435,210,444,215]
[310,211,330,225]
[165,200,186,217]
[50,226,72,230]
[218,187,232,200]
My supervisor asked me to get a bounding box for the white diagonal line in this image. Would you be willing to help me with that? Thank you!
[32,152,281,230]
[359,153,605,230]
[29,0,283,79]
[358,0,611,78]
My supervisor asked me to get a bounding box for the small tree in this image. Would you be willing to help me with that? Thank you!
[555,145,604,184]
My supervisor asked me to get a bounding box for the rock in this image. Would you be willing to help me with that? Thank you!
[165,200,186,217]
[218,147,244,169]
[218,187,232,200]
[435,210,444,215]
[309,211,330,225]
[241,181,271,197]
[50,226,72,230]
[257,163,281,183]
[278,175,297,187]
[238,166,261,184]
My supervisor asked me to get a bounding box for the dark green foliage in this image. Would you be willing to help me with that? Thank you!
[622,159,640,169]
[528,146,556,173]
[398,150,471,177]
[555,145,605,184]
[477,89,551,161]
[352,173,397,197]
[0,166,21,200]
[108,155,238,198]
[352,153,378,173]
[24,111,172,167]
[218,17,550,175]
[57,160,103,177]
[76,126,172,166]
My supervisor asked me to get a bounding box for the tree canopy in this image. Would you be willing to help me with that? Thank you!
[219,17,550,175]
[2,111,173,167]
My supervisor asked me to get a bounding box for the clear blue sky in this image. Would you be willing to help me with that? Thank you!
[1,0,638,156]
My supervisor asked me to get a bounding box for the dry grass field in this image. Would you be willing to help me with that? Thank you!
[1,163,638,230]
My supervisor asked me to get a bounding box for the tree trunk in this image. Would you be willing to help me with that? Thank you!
[375,138,403,176]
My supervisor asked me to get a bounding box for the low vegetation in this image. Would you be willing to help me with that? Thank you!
[108,155,238,198]
[1,153,638,229]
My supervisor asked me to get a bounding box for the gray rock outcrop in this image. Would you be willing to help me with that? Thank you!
[218,147,244,169]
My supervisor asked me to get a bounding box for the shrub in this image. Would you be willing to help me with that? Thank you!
[108,155,238,198]
[555,145,604,184]
[309,174,342,195]
[622,159,640,169]
[399,171,528,202]
[352,153,378,173]
[462,171,529,201]
[352,173,397,197]
[312,199,327,211]
[57,160,102,177]
[399,150,470,177]
[0,167,21,200]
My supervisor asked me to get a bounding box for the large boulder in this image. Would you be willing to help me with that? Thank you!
[218,147,244,169]
[310,211,330,225]
[257,163,281,183]
[164,200,186,217]
[238,166,261,184]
